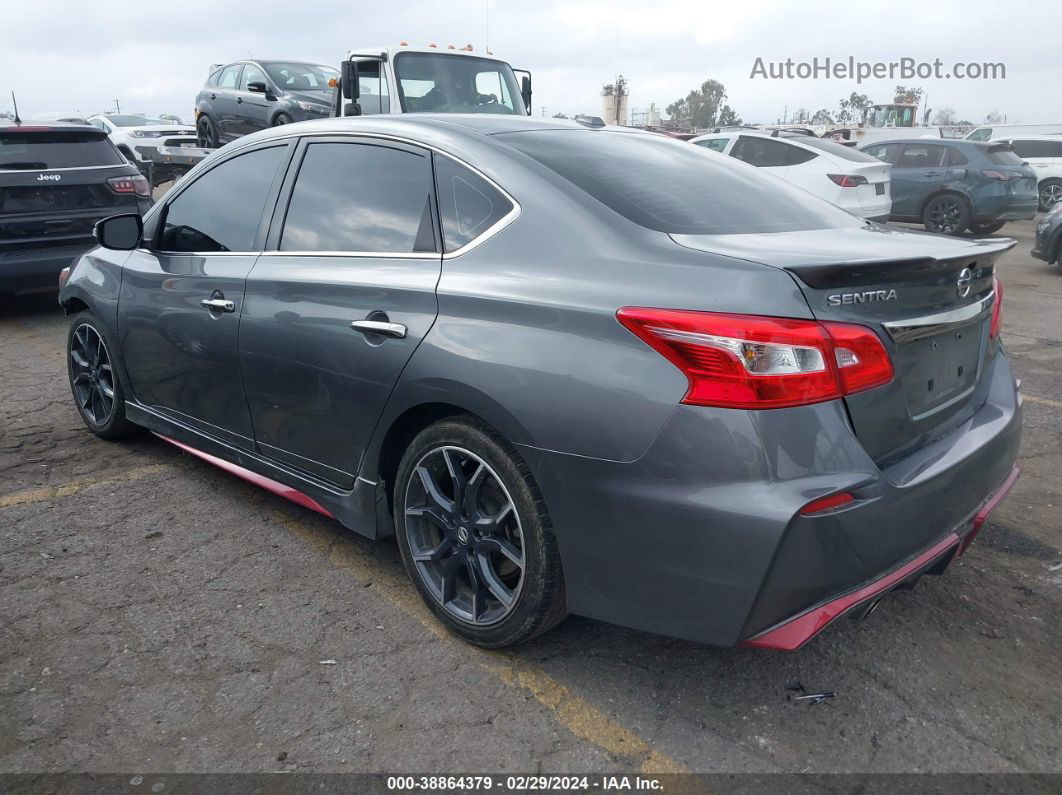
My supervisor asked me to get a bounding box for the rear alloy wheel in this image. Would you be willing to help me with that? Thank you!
[67,313,137,439]
[1039,179,1062,212]
[969,221,1006,235]
[272,113,294,127]
[923,194,970,235]
[395,418,566,647]
[196,115,218,148]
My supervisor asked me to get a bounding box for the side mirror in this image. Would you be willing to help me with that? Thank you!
[94,213,143,251]
[246,81,267,93]
[519,73,532,116]
[341,60,360,101]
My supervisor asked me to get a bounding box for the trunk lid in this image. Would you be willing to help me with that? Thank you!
[671,225,1013,465]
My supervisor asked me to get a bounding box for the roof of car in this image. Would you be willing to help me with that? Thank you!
[859,138,1003,149]
[992,134,1062,142]
[3,121,103,133]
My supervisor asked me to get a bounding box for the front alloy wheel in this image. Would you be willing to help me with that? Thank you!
[404,446,525,626]
[67,313,137,440]
[70,323,115,426]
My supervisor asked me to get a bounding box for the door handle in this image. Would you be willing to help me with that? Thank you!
[236,97,243,104]
[351,320,407,339]
[201,298,235,313]
[209,92,216,100]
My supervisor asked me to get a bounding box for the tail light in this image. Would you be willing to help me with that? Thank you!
[990,278,1003,339]
[981,170,1023,182]
[827,174,868,187]
[800,491,855,515]
[617,308,893,410]
[107,174,151,197]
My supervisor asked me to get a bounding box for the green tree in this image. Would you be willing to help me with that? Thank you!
[838,92,872,126]
[811,108,834,125]
[667,79,740,129]
[893,85,924,105]
[932,107,956,125]
[985,110,1004,124]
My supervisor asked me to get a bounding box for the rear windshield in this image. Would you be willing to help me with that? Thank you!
[985,145,1024,166]
[499,130,860,235]
[104,115,163,127]
[0,131,125,169]
[788,135,881,162]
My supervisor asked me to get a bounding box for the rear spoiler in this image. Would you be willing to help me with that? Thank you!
[785,239,1017,289]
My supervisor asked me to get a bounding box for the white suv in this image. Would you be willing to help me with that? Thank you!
[86,114,198,167]
[689,130,892,221]
[995,136,1062,211]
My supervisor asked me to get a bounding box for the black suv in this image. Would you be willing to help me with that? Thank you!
[195,60,338,147]
[1,123,152,295]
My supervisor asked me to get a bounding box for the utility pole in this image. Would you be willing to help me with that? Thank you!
[114,99,121,113]
[541,106,547,117]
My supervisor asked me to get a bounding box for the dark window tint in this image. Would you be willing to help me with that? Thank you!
[791,136,882,162]
[897,144,947,168]
[280,142,435,253]
[861,143,901,164]
[0,131,124,169]
[160,145,286,252]
[785,146,817,165]
[1008,139,1062,159]
[946,147,969,166]
[500,130,859,235]
[434,155,513,252]
[694,138,728,152]
[730,136,794,167]
[985,145,1024,166]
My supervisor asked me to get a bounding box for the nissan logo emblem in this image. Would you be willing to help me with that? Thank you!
[956,267,973,299]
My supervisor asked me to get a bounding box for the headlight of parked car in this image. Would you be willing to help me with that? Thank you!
[129,130,162,138]
[296,101,328,114]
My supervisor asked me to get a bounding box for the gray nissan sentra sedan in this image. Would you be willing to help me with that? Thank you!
[59,115,1021,650]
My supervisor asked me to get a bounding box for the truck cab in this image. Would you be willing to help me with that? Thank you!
[335,45,532,118]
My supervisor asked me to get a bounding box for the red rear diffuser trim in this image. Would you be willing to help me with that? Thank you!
[743,533,961,651]
[958,464,1020,556]
[745,465,1021,651]
[155,434,334,518]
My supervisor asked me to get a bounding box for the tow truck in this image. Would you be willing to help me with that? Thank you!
[333,44,532,118]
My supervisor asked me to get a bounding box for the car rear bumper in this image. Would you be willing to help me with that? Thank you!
[0,242,94,293]
[522,349,1022,648]
[743,463,1020,650]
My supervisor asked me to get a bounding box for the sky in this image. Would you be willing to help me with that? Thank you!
[1,0,1057,126]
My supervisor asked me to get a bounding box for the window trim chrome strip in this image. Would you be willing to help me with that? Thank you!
[213,128,521,259]
[882,291,995,343]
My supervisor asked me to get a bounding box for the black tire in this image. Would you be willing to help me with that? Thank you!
[922,193,970,235]
[1039,179,1062,213]
[394,416,566,647]
[969,220,1006,235]
[197,115,218,148]
[66,312,138,440]
[272,113,294,127]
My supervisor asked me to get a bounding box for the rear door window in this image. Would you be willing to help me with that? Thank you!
[897,144,947,168]
[218,65,241,89]
[861,143,901,164]
[730,136,793,167]
[499,129,859,235]
[159,145,288,252]
[434,155,514,252]
[279,141,436,253]
[0,131,125,169]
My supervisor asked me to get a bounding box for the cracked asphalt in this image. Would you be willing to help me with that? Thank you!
[1,217,1060,776]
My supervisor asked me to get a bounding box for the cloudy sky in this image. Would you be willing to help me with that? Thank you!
[2,0,1057,125]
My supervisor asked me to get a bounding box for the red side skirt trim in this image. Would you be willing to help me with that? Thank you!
[155,433,334,518]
